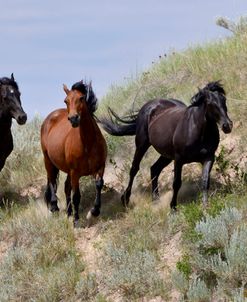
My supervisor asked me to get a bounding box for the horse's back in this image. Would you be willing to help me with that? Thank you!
[134,98,186,143]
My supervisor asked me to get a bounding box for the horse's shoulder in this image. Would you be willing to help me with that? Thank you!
[44,109,66,125]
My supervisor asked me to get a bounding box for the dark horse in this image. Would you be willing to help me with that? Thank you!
[41,81,107,226]
[0,74,27,172]
[99,81,233,209]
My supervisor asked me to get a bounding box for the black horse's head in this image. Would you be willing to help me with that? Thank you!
[192,81,233,134]
[206,90,233,133]
[0,73,27,125]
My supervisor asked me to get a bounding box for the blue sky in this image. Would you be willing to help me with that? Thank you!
[1,0,246,118]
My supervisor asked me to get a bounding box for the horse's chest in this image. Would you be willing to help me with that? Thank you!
[65,144,101,175]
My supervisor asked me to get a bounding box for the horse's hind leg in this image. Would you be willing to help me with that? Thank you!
[151,156,172,200]
[121,138,150,206]
[44,155,59,212]
[64,175,72,216]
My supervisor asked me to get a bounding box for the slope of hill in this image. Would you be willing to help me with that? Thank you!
[0,17,247,301]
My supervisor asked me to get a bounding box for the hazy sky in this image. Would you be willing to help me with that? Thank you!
[1,0,246,118]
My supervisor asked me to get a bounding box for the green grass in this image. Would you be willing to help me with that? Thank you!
[0,202,87,302]
[0,115,45,195]
[98,198,169,300]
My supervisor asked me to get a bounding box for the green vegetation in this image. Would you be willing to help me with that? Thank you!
[99,201,169,300]
[0,202,88,302]
[0,16,247,301]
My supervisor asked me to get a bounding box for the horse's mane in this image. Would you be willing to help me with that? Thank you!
[204,81,225,95]
[0,77,19,90]
[190,81,225,106]
[71,81,98,114]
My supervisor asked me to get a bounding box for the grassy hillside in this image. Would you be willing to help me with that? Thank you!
[0,17,247,301]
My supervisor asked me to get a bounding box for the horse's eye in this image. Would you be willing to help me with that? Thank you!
[64,100,68,105]
[80,96,85,102]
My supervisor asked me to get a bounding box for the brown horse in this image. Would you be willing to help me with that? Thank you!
[99,82,233,209]
[41,81,107,226]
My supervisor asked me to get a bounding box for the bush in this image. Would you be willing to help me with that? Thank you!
[100,244,166,299]
[173,206,247,301]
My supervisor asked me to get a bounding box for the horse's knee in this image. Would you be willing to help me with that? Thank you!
[44,185,51,205]
[173,178,181,191]
[72,190,81,205]
[95,178,104,190]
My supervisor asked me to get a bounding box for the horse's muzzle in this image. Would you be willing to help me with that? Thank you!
[222,120,233,134]
[17,113,27,125]
[68,114,80,128]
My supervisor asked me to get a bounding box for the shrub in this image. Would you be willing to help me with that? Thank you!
[174,206,247,301]
[100,244,166,299]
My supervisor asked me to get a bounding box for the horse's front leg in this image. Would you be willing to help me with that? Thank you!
[71,171,81,227]
[170,160,183,210]
[86,169,104,226]
[64,175,72,217]
[201,159,214,207]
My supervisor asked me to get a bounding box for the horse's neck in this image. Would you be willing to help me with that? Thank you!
[187,103,207,127]
[0,114,12,132]
[79,109,96,149]
[186,104,218,142]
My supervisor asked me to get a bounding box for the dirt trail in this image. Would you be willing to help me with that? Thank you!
[74,224,102,275]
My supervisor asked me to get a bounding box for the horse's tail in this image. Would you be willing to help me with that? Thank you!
[97,107,137,136]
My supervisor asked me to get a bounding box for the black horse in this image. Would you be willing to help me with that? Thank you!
[99,81,233,209]
[0,74,27,172]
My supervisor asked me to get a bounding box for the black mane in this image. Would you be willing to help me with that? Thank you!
[0,77,19,90]
[204,81,225,95]
[191,81,225,106]
[71,81,98,114]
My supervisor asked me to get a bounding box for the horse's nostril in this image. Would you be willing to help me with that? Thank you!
[222,122,232,134]
[17,114,27,125]
[68,115,80,127]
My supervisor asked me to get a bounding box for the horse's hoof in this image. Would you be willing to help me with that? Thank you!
[90,207,100,217]
[73,219,80,228]
[121,194,129,207]
[86,210,97,227]
[152,193,160,202]
[50,206,59,213]
[170,207,177,215]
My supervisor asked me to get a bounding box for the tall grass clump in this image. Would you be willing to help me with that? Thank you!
[0,202,99,302]
[0,115,45,193]
[171,202,247,301]
[99,199,169,300]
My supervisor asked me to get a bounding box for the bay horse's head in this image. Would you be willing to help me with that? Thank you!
[0,73,27,125]
[192,81,233,134]
[63,80,98,128]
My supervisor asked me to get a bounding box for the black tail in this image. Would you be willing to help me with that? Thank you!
[97,107,137,136]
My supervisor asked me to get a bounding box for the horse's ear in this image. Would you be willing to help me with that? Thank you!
[11,73,15,81]
[63,84,70,95]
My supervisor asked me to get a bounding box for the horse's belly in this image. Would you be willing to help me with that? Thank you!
[151,142,175,159]
[148,108,182,159]
[149,124,175,158]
